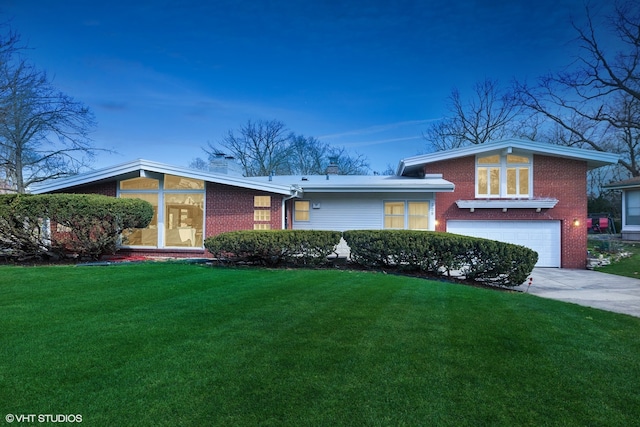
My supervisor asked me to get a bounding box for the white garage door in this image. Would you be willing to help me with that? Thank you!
[446,220,561,267]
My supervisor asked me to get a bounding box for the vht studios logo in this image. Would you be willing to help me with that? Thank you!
[5,414,82,423]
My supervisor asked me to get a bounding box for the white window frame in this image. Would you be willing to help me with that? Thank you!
[117,174,205,249]
[475,152,532,198]
[623,189,640,229]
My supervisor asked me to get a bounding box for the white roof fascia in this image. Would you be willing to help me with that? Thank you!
[398,139,620,175]
[30,159,293,195]
[250,174,455,194]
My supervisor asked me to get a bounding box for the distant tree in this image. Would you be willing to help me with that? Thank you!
[423,78,527,151]
[0,28,97,193]
[515,1,640,177]
[192,120,370,176]
[208,119,292,177]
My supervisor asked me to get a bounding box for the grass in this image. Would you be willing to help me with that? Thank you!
[2,262,640,426]
[591,238,640,278]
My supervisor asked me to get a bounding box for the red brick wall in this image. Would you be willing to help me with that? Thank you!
[53,181,117,196]
[205,182,284,237]
[55,180,284,259]
[427,154,588,268]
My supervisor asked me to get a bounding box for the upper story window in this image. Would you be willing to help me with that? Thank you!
[476,153,531,198]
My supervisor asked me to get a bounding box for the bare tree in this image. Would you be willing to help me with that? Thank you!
[287,134,327,175]
[325,147,369,175]
[515,1,640,177]
[192,121,370,176]
[286,135,370,175]
[0,28,97,193]
[203,119,292,177]
[423,78,526,151]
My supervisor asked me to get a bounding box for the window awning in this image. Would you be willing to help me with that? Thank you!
[456,198,559,212]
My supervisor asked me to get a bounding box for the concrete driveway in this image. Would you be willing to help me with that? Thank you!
[515,268,640,318]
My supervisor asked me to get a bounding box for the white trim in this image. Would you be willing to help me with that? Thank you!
[474,151,533,198]
[29,159,293,195]
[398,139,619,176]
[456,198,559,211]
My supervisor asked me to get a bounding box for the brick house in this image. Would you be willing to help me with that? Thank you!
[31,140,619,268]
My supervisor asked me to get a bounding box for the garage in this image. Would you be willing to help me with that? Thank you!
[446,220,561,267]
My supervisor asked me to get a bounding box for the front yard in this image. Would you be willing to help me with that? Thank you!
[2,262,640,426]
[589,237,640,278]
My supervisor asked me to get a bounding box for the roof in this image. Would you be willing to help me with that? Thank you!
[29,159,294,195]
[603,176,640,190]
[397,139,620,176]
[252,174,455,194]
[29,159,455,196]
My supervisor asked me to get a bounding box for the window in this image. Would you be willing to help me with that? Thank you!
[384,201,429,230]
[121,193,159,246]
[118,175,204,248]
[626,190,640,226]
[254,195,271,227]
[254,196,271,208]
[254,210,271,221]
[164,174,205,190]
[119,177,158,190]
[294,200,310,222]
[476,153,531,198]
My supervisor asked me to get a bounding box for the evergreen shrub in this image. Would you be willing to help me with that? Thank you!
[342,230,537,286]
[205,230,342,266]
[0,194,153,260]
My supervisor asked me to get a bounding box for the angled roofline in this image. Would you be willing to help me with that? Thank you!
[29,159,294,195]
[603,176,640,190]
[397,139,620,176]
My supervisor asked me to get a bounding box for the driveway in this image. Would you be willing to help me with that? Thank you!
[515,268,640,318]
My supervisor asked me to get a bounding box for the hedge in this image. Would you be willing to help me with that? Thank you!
[204,230,342,266]
[0,194,153,260]
[342,230,537,286]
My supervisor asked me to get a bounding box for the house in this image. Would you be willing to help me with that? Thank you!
[30,139,619,268]
[603,176,640,241]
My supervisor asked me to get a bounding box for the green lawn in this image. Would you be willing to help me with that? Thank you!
[2,262,640,426]
[593,240,640,278]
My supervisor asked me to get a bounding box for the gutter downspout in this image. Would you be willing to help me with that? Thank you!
[282,185,302,229]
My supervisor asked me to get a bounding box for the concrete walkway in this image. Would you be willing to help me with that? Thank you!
[514,268,640,318]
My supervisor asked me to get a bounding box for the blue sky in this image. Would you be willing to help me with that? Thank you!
[1,0,605,174]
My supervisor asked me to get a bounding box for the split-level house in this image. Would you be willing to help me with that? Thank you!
[31,139,619,268]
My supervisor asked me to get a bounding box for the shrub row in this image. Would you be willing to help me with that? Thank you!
[206,229,537,286]
[204,230,342,266]
[0,194,153,260]
[343,230,537,286]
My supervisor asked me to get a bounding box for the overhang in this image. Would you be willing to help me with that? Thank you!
[253,174,455,195]
[29,159,294,195]
[603,176,640,190]
[397,139,620,176]
[456,198,559,212]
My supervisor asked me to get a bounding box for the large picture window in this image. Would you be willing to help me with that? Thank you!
[476,153,531,198]
[384,201,429,230]
[118,174,205,248]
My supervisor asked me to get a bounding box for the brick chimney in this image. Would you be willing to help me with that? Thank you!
[326,156,339,175]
